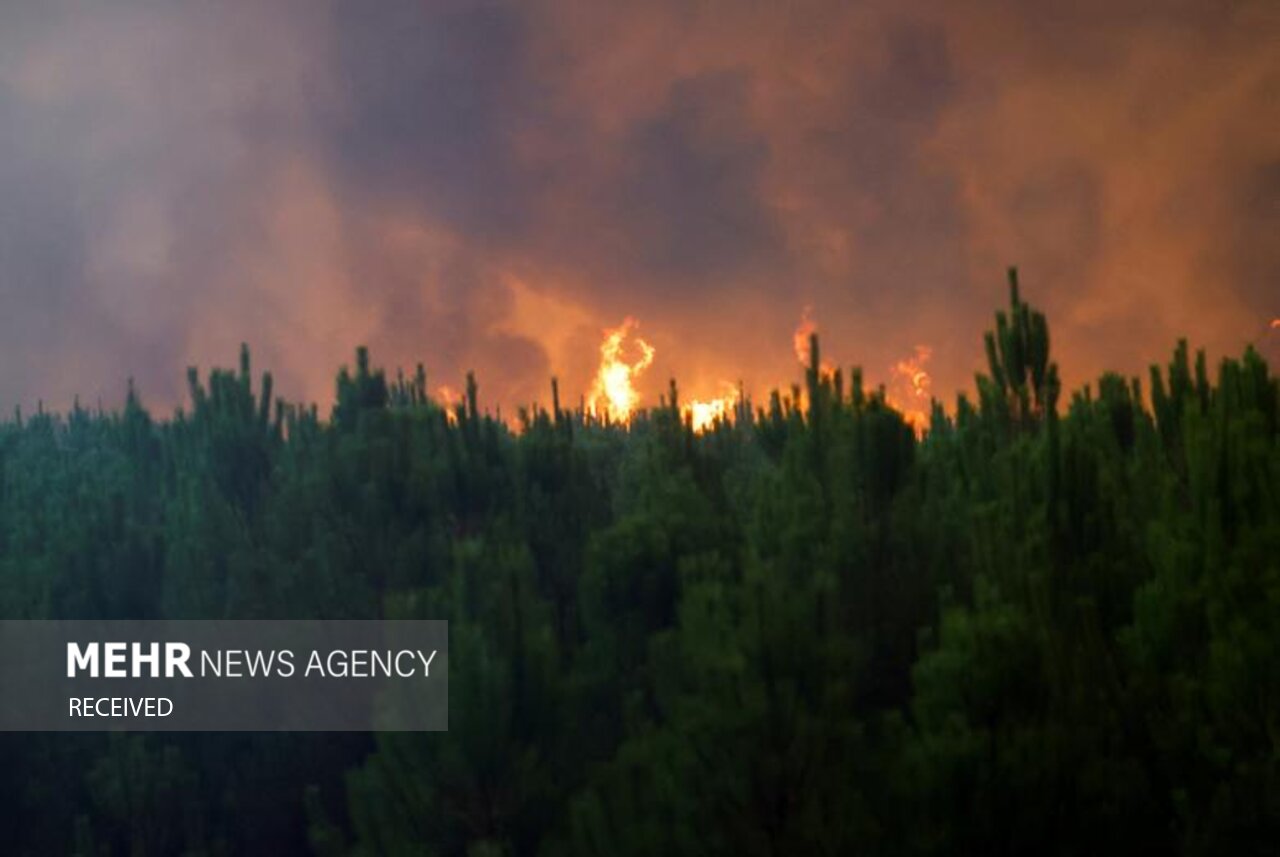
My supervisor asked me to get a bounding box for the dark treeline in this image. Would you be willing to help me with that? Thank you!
[0,270,1276,856]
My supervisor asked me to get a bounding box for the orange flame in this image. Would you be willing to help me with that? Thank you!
[793,306,835,375]
[683,385,739,432]
[440,304,943,438]
[436,384,463,425]
[1271,318,1280,329]
[794,306,818,366]
[895,346,933,398]
[588,317,655,423]
[889,345,933,435]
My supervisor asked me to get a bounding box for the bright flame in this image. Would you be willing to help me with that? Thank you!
[588,317,655,423]
[794,305,819,365]
[889,345,933,435]
[1271,318,1280,329]
[895,346,933,399]
[793,306,835,375]
[432,304,945,438]
[437,384,462,425]
[683,385,739,433]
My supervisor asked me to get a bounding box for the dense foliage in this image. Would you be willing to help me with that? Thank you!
[0,271,1276,855]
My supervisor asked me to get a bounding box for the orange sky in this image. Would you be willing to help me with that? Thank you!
[0,1,1276,417]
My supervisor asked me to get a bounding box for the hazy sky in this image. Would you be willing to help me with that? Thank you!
[0,0,1276,416]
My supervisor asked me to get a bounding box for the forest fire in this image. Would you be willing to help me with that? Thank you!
[792,306,834,374]
[896,346,933,397]
[587,318,655,423]
[436,385,462,424]
[794,306,818,365]
[888,346,934,435]
[683,385,739,432]
[580,309,936,435]
[585,318,738,430]
[791,308,934,433]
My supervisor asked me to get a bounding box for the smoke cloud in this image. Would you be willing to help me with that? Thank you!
[0,0,1275,415]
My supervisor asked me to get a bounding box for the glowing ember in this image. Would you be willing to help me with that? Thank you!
[1271,318,1280,329]
[683,385,739,432]
[588,317,655,423]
